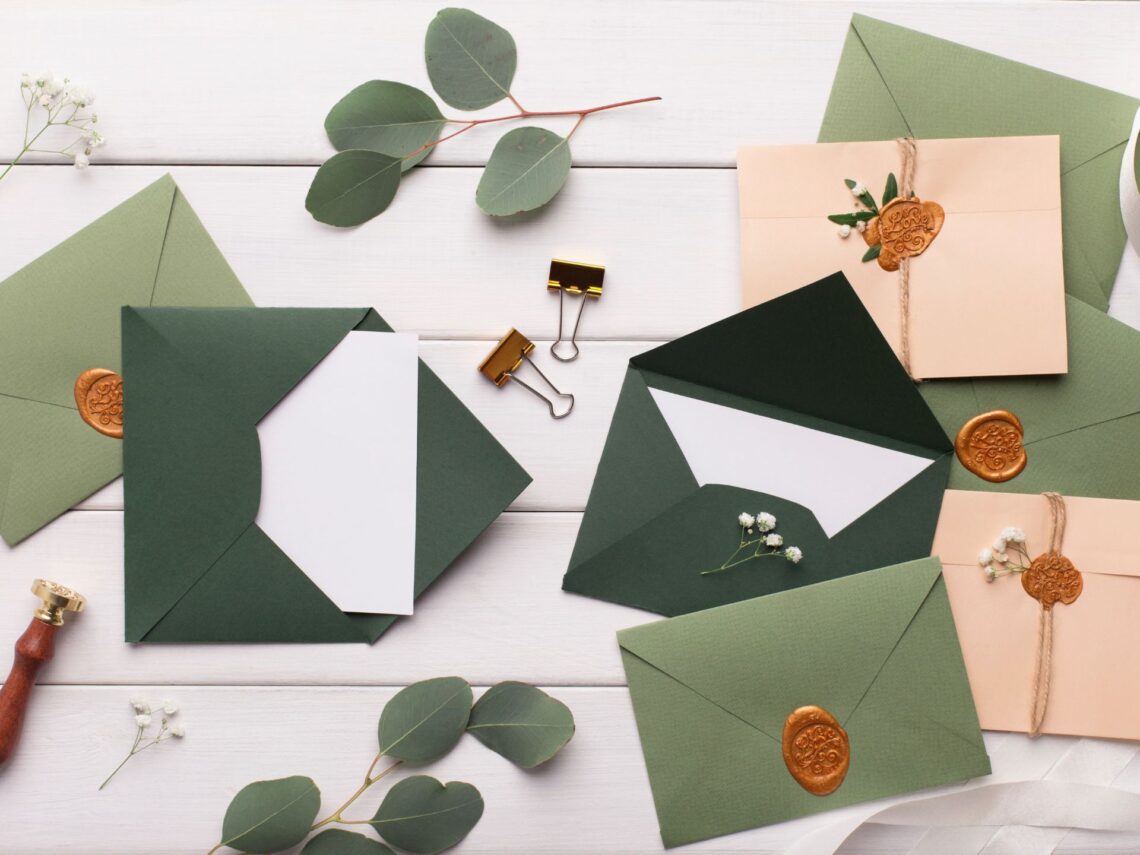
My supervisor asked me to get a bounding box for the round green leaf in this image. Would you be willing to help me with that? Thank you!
[378,676,472,762]
[476,126,571,217]
[371,776,484,854]
[219,775,321,853]
[325,81,446,170]
[425,8,517,110]
[306,150,402,227]
[467,682,575,768]
[303,829,394,855]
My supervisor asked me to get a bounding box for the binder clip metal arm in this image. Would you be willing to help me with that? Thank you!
[548,259,604,363]
[479,329,575,419]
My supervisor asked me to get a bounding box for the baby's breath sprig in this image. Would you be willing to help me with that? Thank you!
[99,696,185,791]
[3,72,105,184]
[978,526,1030,583]
[700,511,803,576]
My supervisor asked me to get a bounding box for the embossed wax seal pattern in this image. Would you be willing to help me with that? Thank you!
[864,197,945,272]
[782,705,850,795]
[1022,552,1083,610]
[955,410,1026,482]
[74,368,124,439]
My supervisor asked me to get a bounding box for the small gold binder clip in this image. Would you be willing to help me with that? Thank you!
[548,259,604,362]
[479,329,575,419]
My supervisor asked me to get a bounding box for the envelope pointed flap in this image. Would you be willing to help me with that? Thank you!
[630,273,949,452]
[618,558,944,739]
[141,525,369,642]
[1063,154,1130,305]
[847,15,1139,173]
[566,367,697,569]
[149,182,254,309]
[818,19,911,143]
[0,175,177,406]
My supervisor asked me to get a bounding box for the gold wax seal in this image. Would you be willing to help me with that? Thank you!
[864,197,945,271]
[74,368,124,439]
[782,705,850,796]
[955,410,1026,482]
[1022,552,1082,611]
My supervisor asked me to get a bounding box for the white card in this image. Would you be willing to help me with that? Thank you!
[257,331,418,615]
[648,388,935,536]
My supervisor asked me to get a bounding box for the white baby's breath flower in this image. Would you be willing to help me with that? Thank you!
[994,552,1008,564]
[985,566,997,583]
[135,714,152,728]
[978,547,993,567]
[129,695,146,711]
[850,181,867,197]
[170,724,186,738]
[20,72,32,89]
[837,224,851,238]
[737,512,755,528]
[855,220,867,233]
[1001,527,1026,544]
[992,536,1007,552]
[66,84,94,107]
[162,699,178,716]
[756,512,776,532]
[784,546,803,564]
[82,129,106,148]
[73,151,89,169]
[765,533,783,547]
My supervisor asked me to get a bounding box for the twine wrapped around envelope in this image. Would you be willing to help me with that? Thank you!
[896,137,917,379]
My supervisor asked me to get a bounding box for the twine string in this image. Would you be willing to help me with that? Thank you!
[895,137,917,380]
[1028,491,1066,737]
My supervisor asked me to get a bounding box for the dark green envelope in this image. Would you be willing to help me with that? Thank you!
[819,14,1140,312]
[122,307,530,643]
[562,273,953,617]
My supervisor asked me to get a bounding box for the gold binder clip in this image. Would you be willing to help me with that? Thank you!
[548,259,604,362]
[479,329,575,419]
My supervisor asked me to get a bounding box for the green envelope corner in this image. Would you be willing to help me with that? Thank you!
[618,557,991,847]
[819,14,1140,311]
[122,306,530,643]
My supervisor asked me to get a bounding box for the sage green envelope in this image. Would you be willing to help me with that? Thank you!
[921,296,1140,499]
[0,175,252,546]
[819,14,1140,312]
[619,558,991,848]
[122,307,530,643]
[562,273,953,617]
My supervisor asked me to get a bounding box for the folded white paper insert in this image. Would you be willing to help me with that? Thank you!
[648,388,934,536]
[257,331,419,615]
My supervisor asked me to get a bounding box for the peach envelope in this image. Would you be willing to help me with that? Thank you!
[932,489,1140,740]
[738,136,1066,379]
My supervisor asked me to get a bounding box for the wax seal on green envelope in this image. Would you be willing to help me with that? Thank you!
[562,272,953,618]
[0,174,254,546]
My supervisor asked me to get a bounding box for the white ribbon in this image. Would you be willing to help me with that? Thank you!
[1121,106,1140,258]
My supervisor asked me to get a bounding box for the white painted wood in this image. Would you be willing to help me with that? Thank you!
[0,1,1137,167]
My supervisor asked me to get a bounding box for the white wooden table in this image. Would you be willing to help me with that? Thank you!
[1,2,1139,852]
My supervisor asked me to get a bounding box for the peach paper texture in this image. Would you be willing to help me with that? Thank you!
[932,489,1140,739]
[738,136,1066,379]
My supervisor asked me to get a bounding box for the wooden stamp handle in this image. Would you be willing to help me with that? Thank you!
[0,618,57,766]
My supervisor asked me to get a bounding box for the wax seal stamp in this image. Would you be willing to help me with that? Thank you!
[955,410,1026,482]
[74,367,124,438]
[1022,552,1082,610]
[782,705,850,795]
[864,197,945,272]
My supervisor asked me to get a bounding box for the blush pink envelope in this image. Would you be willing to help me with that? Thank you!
[932,489,1140,740]
[738,136,1067,379]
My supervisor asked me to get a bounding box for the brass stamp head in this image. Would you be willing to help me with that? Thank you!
[782,705,850,796]
[74,368,124,439]
[955,410,1026,482]
[32,579,86,626]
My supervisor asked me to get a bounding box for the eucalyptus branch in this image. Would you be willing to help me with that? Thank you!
[308,755,403,831]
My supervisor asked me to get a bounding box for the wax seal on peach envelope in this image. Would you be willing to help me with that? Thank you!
[1022,552,1083,610]
[954,410,1026,482]
[74,368,124,439]
[781,705,850,796]
[863,197,945,271]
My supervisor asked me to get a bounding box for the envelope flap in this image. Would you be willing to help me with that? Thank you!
[630,273,950,452]
[845,15,1139,174]
[617,558,945,740]
[0,175,176,407]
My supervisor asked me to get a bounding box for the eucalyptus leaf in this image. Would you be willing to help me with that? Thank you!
[371,776,484,854]
[219,776,321,853]
[303,829,395,855]
[862,244,882,263]
[476,126,571,216]
[425,8,517,110]
[306,150,402,227]
[882,172,898,206]
[467,682,575,768]
[325,81,446,170]
[378,676,472,762]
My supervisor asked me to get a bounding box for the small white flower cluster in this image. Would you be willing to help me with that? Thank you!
[129,696,186,738]
[15,72,105,172]
[850,181,867,197]
[737,511,802,564]
[978,527,1029,582]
